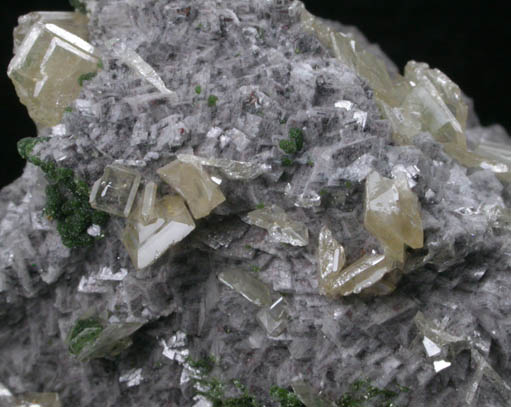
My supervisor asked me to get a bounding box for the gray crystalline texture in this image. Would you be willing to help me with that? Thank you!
[2,0,511,406]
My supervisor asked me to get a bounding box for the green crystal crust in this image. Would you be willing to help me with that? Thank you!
[18,137,109,248]
[67,317,143,361]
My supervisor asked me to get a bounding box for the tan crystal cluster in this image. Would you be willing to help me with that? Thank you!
[318,171,423,297]
[299,5,511,181]
[8,12,100,128]
[90,157,228,269]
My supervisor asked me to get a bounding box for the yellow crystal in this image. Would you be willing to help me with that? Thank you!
[317,226,346,293]
[364,171,423,262]
[218,269,272,307]
[122,195,195,269]
[324,253,396,297]
[243,205,309,247]
[89,165,141,218]
[8,23,99,128]
[13,11,88,53]
[157,160,225,219]
[14,393,62,407]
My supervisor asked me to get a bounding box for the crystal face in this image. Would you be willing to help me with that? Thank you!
[13,392,62,407]
[317,226,346,293]
[13,11,88,54]
[291,380,334,407]
[157,161,226,219]
[140,181,158,224]
[177,154,272,180]
[256,296,288,337]
[122,195,195,269]
[218,269,272,307]
[89,165,141,218]
[364,171,423,262]
[324,253,396,297]
[243,205,309,247]
[7,23,99,128]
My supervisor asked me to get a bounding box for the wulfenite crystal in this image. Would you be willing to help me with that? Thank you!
[323,253,396,297]
[256,295,289,337]
[139,181,158,224]
[243,205,309,247]
[89,165,141,218]
[122,195,195,269]
[13,11,88,53]
[157,160,225,219]
[364,171,423,262]
[317,226,346,294]
[218,269,272,307]
[177,154,271,180]
[8,22,99,128]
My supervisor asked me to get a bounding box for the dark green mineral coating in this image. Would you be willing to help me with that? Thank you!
[208,95,219,107]
[336,379,408,407]
[17,137,109,248]
[78,71,97,86]
[69,0,87,14]
[270,386,305,407]
[67,318,104,355]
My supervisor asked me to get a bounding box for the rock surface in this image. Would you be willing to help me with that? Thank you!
[2,0,511,406]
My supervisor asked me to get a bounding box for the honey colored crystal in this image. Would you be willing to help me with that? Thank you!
[157,160,225,219]
[364,171,423,262]
[243,205,309,247]
[218,269,272,307]
[13,11,88,53]
[317,226,346,293]
[324,253,396,297]
[8,22,99,128]
[122,195,195,269]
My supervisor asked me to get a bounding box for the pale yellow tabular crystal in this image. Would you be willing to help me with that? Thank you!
[157,161,225,219]
[14,392,62,407]
[122,195,195,269]
[218,269,272,307]
[89,165,141,218]
[140,181,158,224]
[243,205,309,247]
[405,61,468,132]
[325,253,396,297]
[256,295,289,337]
[364,171,423,262]
[13,11,88,53]
[8,23,99,128]
[317,226,346,293]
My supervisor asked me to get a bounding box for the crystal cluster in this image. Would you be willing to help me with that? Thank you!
[8,18,99,128]
[299,4,511,182]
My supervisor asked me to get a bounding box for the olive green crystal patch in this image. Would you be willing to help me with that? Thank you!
[67,317,143,361]
[157,160,225,219]
[89,165,141,218]
[8,22,99,128]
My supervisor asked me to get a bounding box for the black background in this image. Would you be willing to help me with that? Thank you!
[1,0,510,188]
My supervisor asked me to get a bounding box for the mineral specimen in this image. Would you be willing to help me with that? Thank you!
[177,154,272,180]
[157,161,225,219]
[8,22,99,128]
[122,195,195,269]
[89,165,141,218]
[364,171,423,262]
[4,0,511,406]
[291,380,334,407]
[218,269,272,307]
[243,205,309,246]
